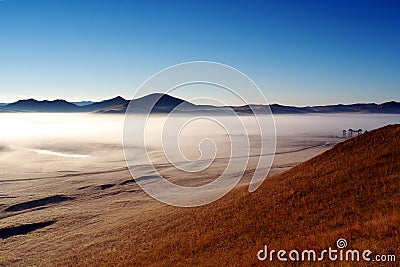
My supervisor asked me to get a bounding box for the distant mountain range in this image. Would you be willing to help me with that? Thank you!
[0,93,399,114]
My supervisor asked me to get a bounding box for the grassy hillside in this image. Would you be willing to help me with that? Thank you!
[56,125,400,266]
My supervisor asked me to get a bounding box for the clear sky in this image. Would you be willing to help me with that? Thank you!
[1,0,399,105]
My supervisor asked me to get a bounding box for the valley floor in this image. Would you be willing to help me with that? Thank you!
[0,135,340,266]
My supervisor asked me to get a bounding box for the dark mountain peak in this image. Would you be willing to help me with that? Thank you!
[94,96,127,105]
[79,96,128,112]
[136,93,182,102]
[102,96,125,102]
[126,93,197,113]
[134,93,188,106]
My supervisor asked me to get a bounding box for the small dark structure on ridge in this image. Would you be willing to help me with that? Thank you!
[348,129,353,138]
[343,128,363,139]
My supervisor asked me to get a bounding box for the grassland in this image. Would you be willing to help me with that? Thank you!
[1,124,399,266]
[54,125,400,266]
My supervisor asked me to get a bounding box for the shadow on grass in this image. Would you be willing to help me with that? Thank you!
[0,220,56,239]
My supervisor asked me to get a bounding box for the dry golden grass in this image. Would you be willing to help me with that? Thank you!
[5,124,400,266]
[46,124,398,266]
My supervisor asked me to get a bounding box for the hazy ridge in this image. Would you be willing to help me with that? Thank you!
[1,93,399,114]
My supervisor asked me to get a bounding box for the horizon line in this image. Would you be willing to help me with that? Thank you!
[1,93,399,108]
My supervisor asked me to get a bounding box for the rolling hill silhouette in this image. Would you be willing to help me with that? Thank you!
[5,99,79,112]
[1,94,399,114]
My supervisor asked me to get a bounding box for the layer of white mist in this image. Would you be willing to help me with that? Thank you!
[274,113,400,136]
[0,113,398,157]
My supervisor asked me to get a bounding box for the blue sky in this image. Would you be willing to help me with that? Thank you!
[1,0,399,105]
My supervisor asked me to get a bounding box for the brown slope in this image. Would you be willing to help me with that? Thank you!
[60,124,400,266]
